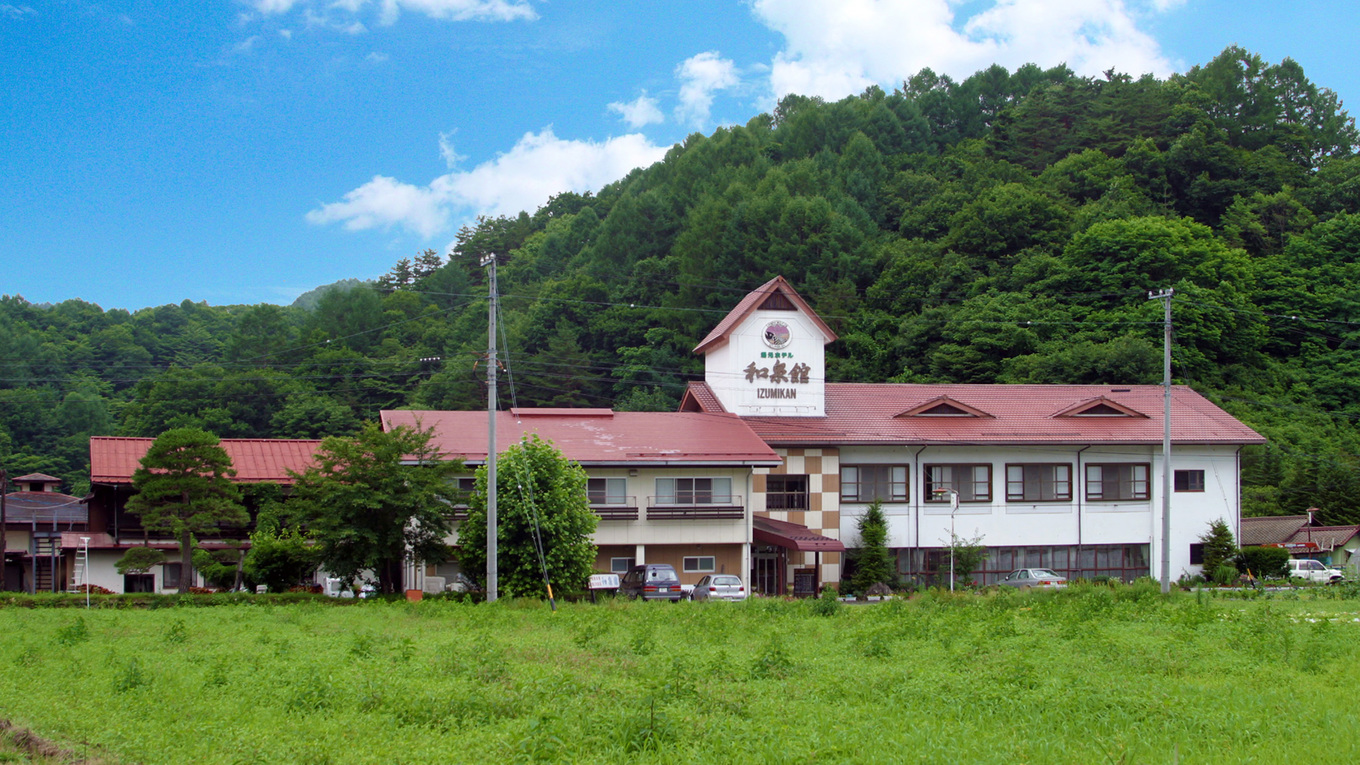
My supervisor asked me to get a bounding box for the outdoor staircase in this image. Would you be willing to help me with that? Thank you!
[32,536,60,593]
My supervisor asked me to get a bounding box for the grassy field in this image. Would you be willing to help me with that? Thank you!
[2,584,1359,764]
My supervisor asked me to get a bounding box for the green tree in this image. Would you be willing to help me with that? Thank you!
[243,524,323,594]
[288,422,462,594]
[114,545,166,576]
[850,500,896,594]
[125,428,249,594]
[1199,518,1238,576]
[458,435,598,598]
[945,531,988,589]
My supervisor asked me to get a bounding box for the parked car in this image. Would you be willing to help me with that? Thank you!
[999,568,1068,589]
[618,563,684,601]
[1286,558,1345,584]
[690,574,747,601]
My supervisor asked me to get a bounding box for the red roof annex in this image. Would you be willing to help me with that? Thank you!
[684,381,1264,446]
[89,437,322,484]
[382,409,780,466]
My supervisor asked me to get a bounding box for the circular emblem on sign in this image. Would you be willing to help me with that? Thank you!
[762,320,792,349]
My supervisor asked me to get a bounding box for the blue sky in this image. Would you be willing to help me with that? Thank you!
[2,0,1355,311]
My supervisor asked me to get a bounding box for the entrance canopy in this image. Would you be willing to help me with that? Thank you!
[753,516,845,552]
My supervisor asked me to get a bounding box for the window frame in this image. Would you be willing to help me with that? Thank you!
[1004,463,1073,502]
[655,477,733,505]
[766,474,809,510]
[162,562,182,590]
[840,464,909,503]
[924,463,993,503]
[1174,469,1205,493]
[610,557,635,574]
[1085,463,1151,501]
[587,477,629,506]
[683,556,716,573]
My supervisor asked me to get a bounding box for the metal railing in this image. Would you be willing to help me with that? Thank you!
[645,494,745,520]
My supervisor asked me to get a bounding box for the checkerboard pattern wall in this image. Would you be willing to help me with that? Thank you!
[754,447,841,582]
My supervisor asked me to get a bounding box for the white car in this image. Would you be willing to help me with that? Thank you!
[690,574,747,601]
[1286,558,1345,584]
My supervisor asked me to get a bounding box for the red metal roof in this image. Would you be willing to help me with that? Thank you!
[683,382,1264,446]
[380,409,781,466]
[693,276,838,354]
[89,437,323,484]
[753,516,845,552]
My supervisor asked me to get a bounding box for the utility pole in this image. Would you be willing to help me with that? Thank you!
[1148,288,1174,594]
[481,253,499,603]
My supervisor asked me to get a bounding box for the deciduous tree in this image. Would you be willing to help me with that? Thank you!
[288,422,461,594]
[458,435,598,598]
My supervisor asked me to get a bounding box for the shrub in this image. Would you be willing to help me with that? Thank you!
[1211,564,1239,586]
[1237,545,1290,579]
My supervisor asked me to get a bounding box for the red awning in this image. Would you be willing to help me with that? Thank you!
[753,516,845,552]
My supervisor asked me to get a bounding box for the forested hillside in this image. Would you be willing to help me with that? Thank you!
[4,47,1359,522]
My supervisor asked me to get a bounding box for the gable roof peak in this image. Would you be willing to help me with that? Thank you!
[693,276,838,354]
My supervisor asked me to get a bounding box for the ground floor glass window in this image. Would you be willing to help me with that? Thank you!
[897,543,1150,586]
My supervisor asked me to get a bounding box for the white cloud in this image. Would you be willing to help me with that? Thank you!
[676,51,739,127]
[232,35,261,54]
[249,0,535,25]
[307,175,451,238]
[750,0,1175,101]
[365,51,389,63]
[309,128,669,237]
[438,131,466,168]
[1,4,37,18]
[608,92,665,129]
[377,0,536,25]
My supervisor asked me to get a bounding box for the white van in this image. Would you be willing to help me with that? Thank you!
[1286,558,1345,584]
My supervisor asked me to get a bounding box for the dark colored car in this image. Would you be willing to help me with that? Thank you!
[618,563,683,601]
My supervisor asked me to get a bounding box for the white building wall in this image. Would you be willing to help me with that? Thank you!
[705,309,829,417]
[835,443,1242,580]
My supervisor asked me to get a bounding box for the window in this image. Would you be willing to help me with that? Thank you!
[841,465,908,502]
[924,464,992,502]
[452,477,476,506]
[1085,464,1149,501]
[162,562,182,590]
[656,477,732,505]
[588,477,628,505]
[1005,464,1072,502]
[610,557,635,573]
[1174,469,1205,492]
[683,556,716,573]
[124,574,154,593]
[766,474,809,510]
[1189,544,1204,565]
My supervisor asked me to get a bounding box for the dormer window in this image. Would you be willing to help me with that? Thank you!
[896,396,993,419]
[1052,398,1147,419]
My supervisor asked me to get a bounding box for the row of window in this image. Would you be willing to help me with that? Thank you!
[470,465,1205,509]
[842,463,1205,503]
[608,556,716,574]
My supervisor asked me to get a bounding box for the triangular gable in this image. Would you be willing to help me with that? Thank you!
[693,276,838,354]
[895,396,994,418]
[678,382,728,414]
[1051,397,1149,419]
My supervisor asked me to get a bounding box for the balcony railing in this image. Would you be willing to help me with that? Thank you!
[590,496,639,521]
[645,494,745,520]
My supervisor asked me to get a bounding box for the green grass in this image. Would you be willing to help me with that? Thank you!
[2,584,1359,764]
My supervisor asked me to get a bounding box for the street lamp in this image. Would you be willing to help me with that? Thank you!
[933,488,960,591]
